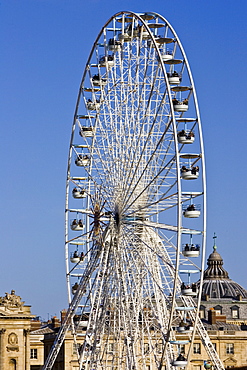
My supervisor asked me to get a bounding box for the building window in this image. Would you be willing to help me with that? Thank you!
[199,306,206,319]
[73,343,81,355]
[232,309,238,318]
[214,305,222,315]
[30,348,38,359]
[108,343,114,352]
[193,343,201,354]
[156,342,163,353]
[231,306,239,319]
[180,344,185,354]
[144,343,149,353]
[213,343,217,352]
[226,343,234,354]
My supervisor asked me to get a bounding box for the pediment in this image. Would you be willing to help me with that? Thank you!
[224,357,237,364]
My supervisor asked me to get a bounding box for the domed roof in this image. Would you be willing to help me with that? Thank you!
[203,246,229,279]
[200,242,247,299]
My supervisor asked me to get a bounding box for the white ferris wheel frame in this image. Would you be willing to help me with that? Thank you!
[43,10,225,370]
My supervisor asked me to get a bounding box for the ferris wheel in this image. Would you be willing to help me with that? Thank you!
[43,11,224,370]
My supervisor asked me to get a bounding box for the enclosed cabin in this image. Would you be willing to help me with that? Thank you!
[155,37,174,61]
[181,282,197,296]
[178,129,195,144]
[180,153,200,180]
[183,204,201,218]
[118,21,134,41]
[173,98,188,112]
[177,319,193,334]
[181,165,199,180]
[172,85,191,112]
[92,74,107,87]
[75,154,90,167]
[180,270,198,296]
[71,219,84,231]
[175,307,194,334]
[108,38,122,52]
[70,251,84,263]
[99,55,114,67]
[167,70,181,85]
[163,57,183,85]
[177,117,196,144]
[80,126,94,138]
[170,340,189,367]
[143,18,164,41]
[137,24,152,39]
[86,99,100,111]
[72,187,87,199]
[172,354,188,367]
[72,282,79,294]
[182,243,200,258]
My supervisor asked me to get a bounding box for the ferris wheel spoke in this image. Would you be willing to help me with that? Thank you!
[120,119,175,211]
[118,66,167,195]
[121,151,177,215]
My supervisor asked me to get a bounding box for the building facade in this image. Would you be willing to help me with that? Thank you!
[0,290,34,370]
[2,244,247,369]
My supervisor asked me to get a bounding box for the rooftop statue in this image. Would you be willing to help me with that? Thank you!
[0,290,24,309]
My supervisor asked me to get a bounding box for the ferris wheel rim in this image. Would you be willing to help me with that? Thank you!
[65,10,207,369]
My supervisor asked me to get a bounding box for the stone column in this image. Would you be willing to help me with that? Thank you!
[0,328,6,370]
[24,329,30,370]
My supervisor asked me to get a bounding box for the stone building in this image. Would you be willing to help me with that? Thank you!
[186,242,247,370]
[2,242,247,370]
[0,289,34,369]
[41,243,247,370]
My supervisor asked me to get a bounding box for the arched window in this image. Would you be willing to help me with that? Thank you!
[9,359,16,370]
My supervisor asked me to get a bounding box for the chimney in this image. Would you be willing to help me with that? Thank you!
[61,309,67,324]
[208,308,217,324]
[31,319,41,331]
[52,316,60,328]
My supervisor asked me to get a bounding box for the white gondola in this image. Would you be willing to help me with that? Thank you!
[181,168,199,180]
[86,101,100,111]
[138,25,151,39]
[72,283,79,294]
[99,55,114,67]
[70,252,80,264]
[75,155,90,167]
[183,210,200,218]
[176,324,193,333]
[92,75,107,87]
[119,30,132,42]
[168,75,180,85]
[108,38,121,52]
[182,246,200,258]
[72,188,86,199]
[181,286,197,296]
[79,127,94,138]
[71,220,84,231]
[173,101,189,112]
[183,207,200,218]
[161,51,173,62]
[172,359,188,367]
[178,131,195,144]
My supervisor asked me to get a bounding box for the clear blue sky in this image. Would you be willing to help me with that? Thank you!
[1,0,247,320]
